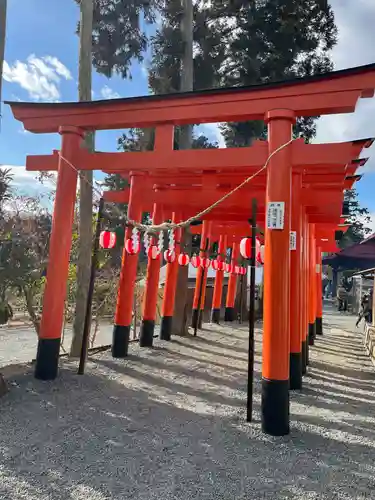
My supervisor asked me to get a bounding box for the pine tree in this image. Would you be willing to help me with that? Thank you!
[217,1,338,145]
[338,189,372,249]
[78,0,162,79]
[149,1,337,145]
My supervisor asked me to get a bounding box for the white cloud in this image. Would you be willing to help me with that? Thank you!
[100,85,120,100]
[197,123,226,148]
[1,165,56,195]
[314,0,375,172]
[18,124,30,135]
[3,54,72,102]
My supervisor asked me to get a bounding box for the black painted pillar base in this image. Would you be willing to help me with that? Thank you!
[160,316,172,341]
[315,317,323,336]
[112,325,130,358]
[290,353,303,390]
[308,323,315,346]
[139,319,155,347]
[34,337,61,380]
[198,311,203,329]
[302,340,307,375]
[261,378,290,436]
[224,307,235,322]
[191,308,199,329]
[211,308,220,324]
[306,336,310,366]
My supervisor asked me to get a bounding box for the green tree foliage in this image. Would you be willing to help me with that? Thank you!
[0,167,12,215]
[149,0,227,94]
[338,189,372,249]
[219,1,337,145]
[149,0,337,145]
[0,193,52,331]
[76,0,162,79]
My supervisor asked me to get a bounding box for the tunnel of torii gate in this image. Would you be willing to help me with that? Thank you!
[6,62,375,437]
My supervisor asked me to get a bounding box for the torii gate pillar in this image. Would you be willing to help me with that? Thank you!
[112,172,144,357]
[315,246,323,335]
[261,109,294,436]
[289,173,303,390]
[35,126,84,380]
[225,243,239,321]
[211,235,227,323]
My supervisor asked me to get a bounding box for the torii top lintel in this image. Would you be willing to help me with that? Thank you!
[6,63,375,134]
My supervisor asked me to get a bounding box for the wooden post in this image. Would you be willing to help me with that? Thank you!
[246,199,257,422]
[71,0,95,358]
[261,109,294,436]
[139,203,164,347]
[289,173,303,390]
[35,126,84,380]
[112,172,144,358]
[0,0,7,110]
[78,197,104,375]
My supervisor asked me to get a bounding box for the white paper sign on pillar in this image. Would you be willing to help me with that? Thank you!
[290,231,297,250]
[316,264,321,273]
[266,202,285,230]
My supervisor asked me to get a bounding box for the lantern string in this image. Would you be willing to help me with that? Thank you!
[54,139,294,234]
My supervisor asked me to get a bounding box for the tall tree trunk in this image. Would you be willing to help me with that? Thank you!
[0,0,7,109]
[70,0,95,356]
[172,0,193,336]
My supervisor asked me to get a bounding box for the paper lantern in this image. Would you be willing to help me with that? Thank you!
[164,249,176,263]
[225,263,232,273]
[99,231,116,249]
[234,265,240,274]
[240,237,251,259]
[191,254,201,268]
[212,259,224,271]
[239,266,247,276]
[148,245,160,260]
[259,245,265,265]
[125,228,140,255]
[178,253,190,266]
[200,257,211,269]
[125,239,140,255]
[240,237,261,260]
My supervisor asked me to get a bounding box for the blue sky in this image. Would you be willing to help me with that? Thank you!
[1,0,375,228]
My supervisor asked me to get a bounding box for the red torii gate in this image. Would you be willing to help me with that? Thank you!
[6,62,375,437]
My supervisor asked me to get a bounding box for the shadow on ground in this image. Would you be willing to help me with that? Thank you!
[1,306,375,499]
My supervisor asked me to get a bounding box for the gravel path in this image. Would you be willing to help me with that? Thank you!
[1,304,375,499]
[0,323,146,367]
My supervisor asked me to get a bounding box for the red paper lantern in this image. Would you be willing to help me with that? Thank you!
[260,245,265,264]
[178,253,190,266]
[99,231,116,249]
[239,266,247,275]
[200,257,211,269]
[212,259,225,271]
[191,254,201,268]
[240,237,251,259]
[234,265,240,274]
[125,238,140,255]
[148,245,160,260]
[224,263,232,273]
[240,237,262,260]
[164,249,176,263]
